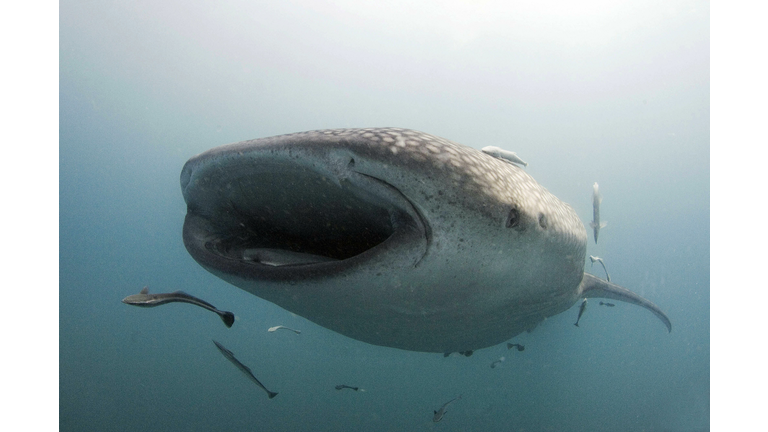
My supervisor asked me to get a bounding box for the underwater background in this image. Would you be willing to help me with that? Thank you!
[60,1,709,431]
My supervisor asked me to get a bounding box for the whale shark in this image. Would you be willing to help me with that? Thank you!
[180,128,670,353]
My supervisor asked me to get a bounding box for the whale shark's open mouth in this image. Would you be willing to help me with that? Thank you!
[181,154,428,281]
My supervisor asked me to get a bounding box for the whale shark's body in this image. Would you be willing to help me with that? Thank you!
[181,128,670,353]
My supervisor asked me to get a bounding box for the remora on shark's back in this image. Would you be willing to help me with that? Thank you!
[180,128,671,353]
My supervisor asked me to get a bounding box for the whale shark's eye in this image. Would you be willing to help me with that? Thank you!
[506,207,520,229]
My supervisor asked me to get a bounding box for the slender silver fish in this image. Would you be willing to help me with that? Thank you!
[490,356,505,368]
[590,182,607,244]
[267,325,301,334]
[589,255,611,282]
[481,146,528,167]
[122,286,235,328]
[574,298,588,327]
[212,340,278,399]
[433,395,462,422]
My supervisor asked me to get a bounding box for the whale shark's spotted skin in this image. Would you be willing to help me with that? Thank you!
[228,128,585,251]
[181,128,669,353]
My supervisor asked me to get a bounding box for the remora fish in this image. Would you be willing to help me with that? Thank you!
[574,298,587,327]
[122,286,235,328]
[490,356,505,368]
[212,340,278,399]
[590,182,607,244]
[599,301,615,307]
[481,146,528,167]
[433,395,462,422]
[267,325,301,334]
[335,384,360,391]
[180,128,671,353]
[589,255,611,282]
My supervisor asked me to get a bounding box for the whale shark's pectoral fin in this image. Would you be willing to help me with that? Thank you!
[579,273,671,333]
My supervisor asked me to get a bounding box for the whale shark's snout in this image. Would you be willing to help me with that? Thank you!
[181,138,428,284]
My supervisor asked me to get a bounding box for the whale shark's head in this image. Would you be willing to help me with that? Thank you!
[181,128,587,352]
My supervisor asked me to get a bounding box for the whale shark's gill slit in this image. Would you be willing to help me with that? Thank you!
[409,203,431,267]
[353,171,431,266]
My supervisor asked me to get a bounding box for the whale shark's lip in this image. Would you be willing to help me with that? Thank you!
[181,151,429,283]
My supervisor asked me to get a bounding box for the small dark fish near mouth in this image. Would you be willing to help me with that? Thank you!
[599,301,616,307]
[335,384,360,391]
[506,343,525,352]
[122,286,235,328]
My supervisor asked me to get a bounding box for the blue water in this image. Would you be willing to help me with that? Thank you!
[60,2,709,431]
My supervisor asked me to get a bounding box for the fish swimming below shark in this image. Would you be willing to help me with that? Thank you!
[490,357,505,368]
[335,384,360,391]
[212,340,278,399]
[574,298,588,327]
[433,395,462,422]
[122,286,235,328]
[180,128,671,353]
[267,325,301,334]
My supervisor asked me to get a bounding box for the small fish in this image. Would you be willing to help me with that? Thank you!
[335,384,360,391]
[481,146,528,167]
[490,356,506,368]
[599,301,616,307]
[433,395,462,422]
[588,255,611,282]
[590,182,607,244]
[212,340,278,399]
[243,248,338,266]
[574,298,588,327]
[267,325,301,334]
[122,287,235,328]
[506,343,525,352]
[459,350,474,357]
